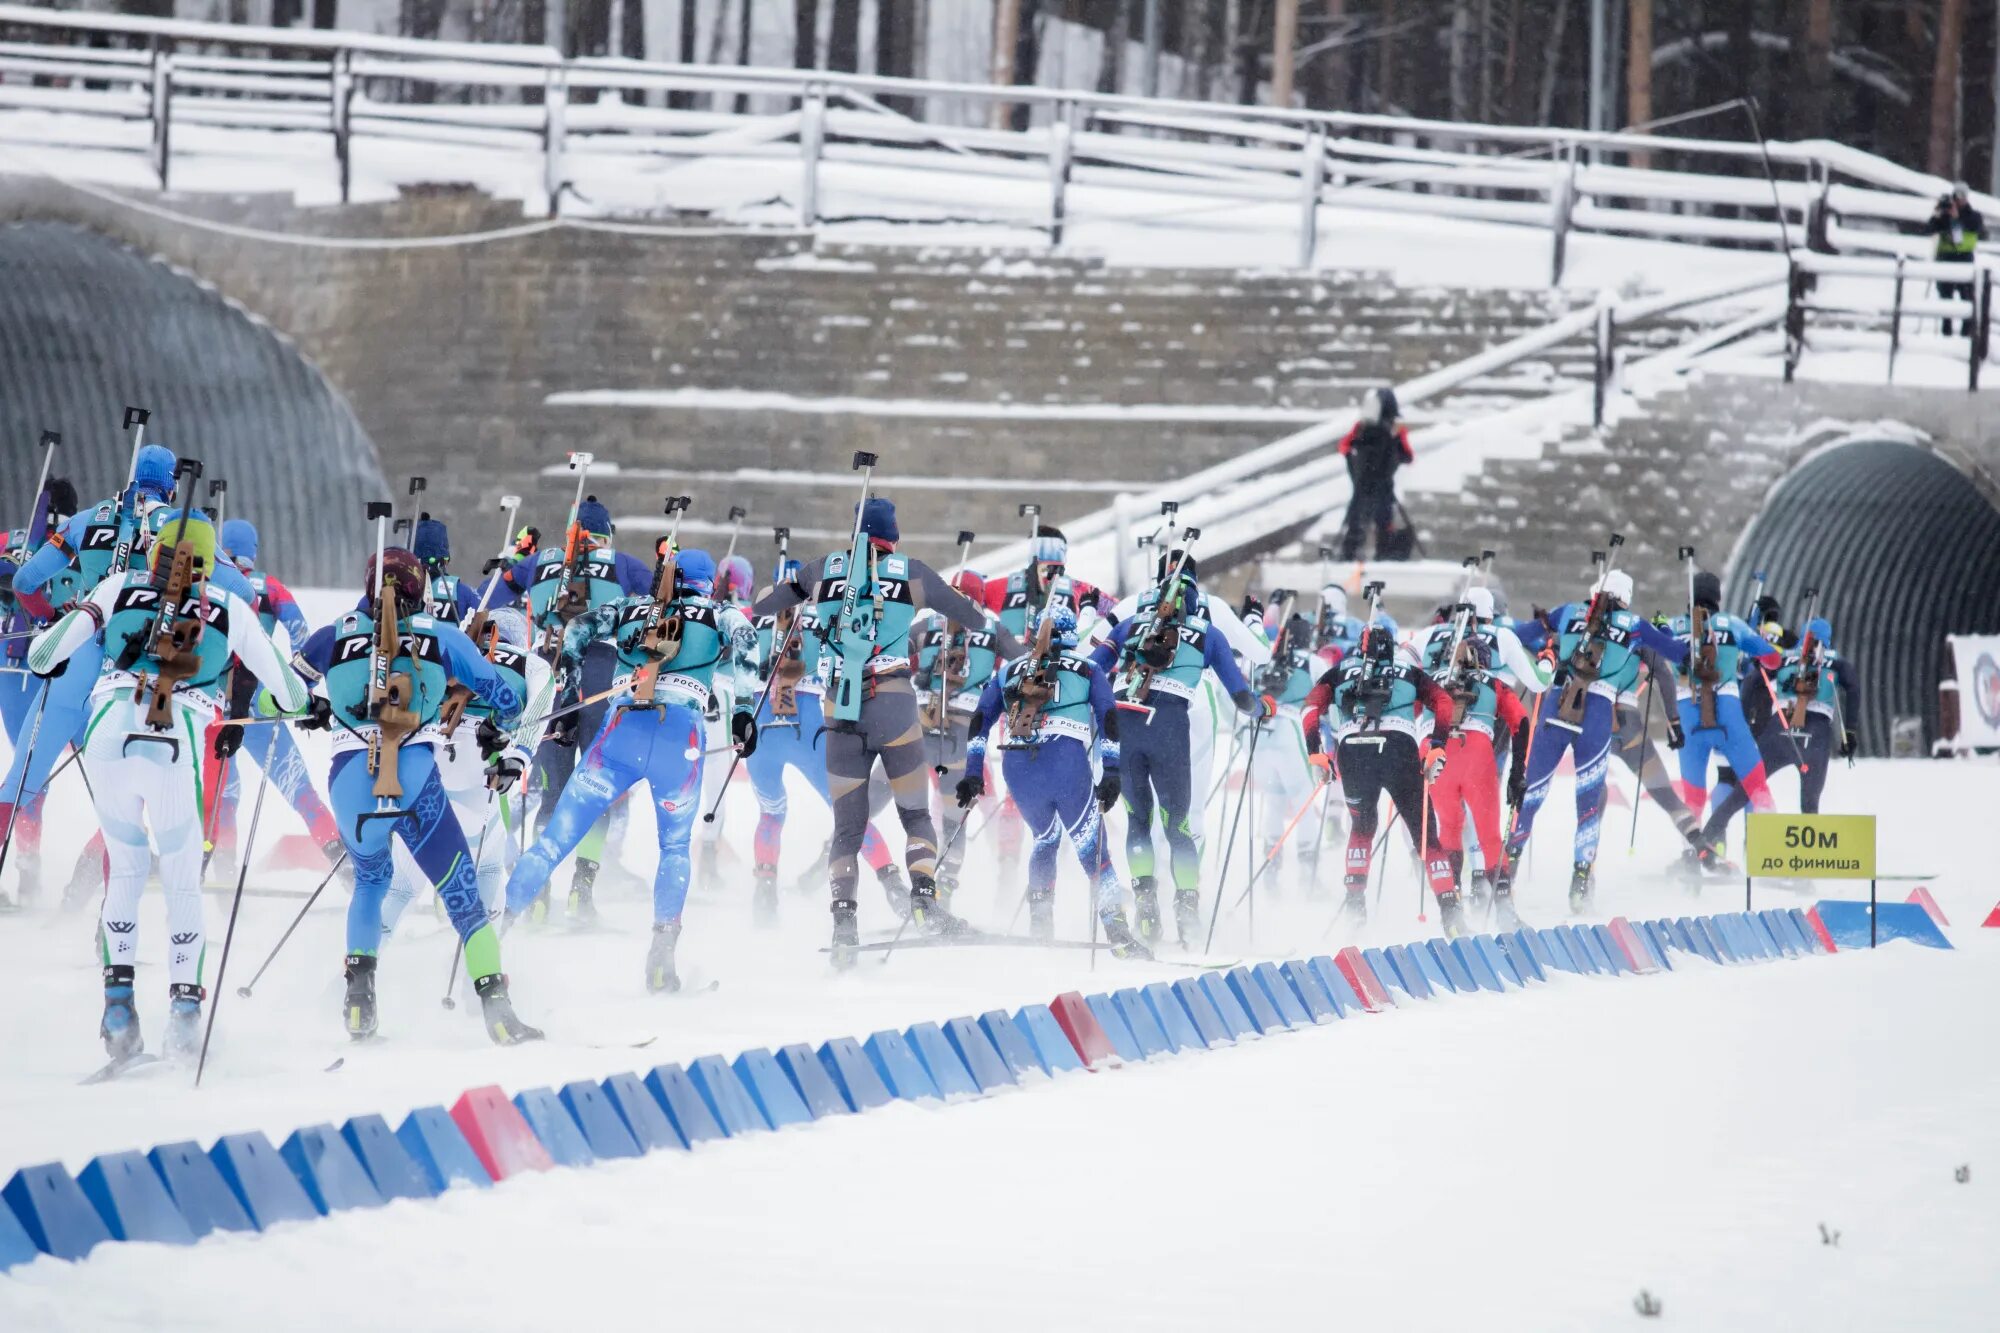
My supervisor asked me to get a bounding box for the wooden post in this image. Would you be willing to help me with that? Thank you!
[332,48,354,205]
[1625,0,1652,169]
[1048,99,1077,250]
[1888,258,1904,384]
[800,83,827,228]
[1272,0,1300,108]
[150,47,173,190]
[990,0,1021,131]
[543,66,568,218]
[1549,141,1577,286]
[1297,121,1326,269]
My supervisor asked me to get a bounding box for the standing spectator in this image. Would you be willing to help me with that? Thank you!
[1337,387,1414,560]
[1925,183,1985,336]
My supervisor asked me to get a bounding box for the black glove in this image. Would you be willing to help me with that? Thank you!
[1666,717,1686,750]
[731,712,758,758]
[295,696,334,732]
[1094,771,1121,813]
[954,774,985,809]
[486,755,525,794]
[1506,764,1527,809]
[213,723,244,761]
[476,716,507,762]
[546,713,579,748]
[1840,729,1858,759]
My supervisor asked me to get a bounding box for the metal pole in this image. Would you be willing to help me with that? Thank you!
[800,84,826,229]
[1298,122,1326,269]
[1141,0,1162,99]
[1587,0,1607,139]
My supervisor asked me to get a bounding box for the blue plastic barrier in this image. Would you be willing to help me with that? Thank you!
[1538,927,1580,973]
[600,1071,687,1150]
[732,1048,816,1127]
[1425,938,1480,990]
[1637,922,1676,970]
[1083,993,1148,1061]
[1110,990,1174,1058]
[1715,914,1762,961]
[1449,937,1506,993]
[1814,900,1954,950]
[512,1087,597,1166]
[942,1016,1019,1092]
[1169,976,1237,1044]
[1471,935,1521,987]
[1361,948,1406,1000]
[0,1186,39,1271]
[1570,924,1618,974]
[210,1132,319,1230]
[775,1043,855,1118]
[1224,968,1289,1034]
[1743,912,1786,958]
[1517,927,1559,973]
[906,1021,983,1097]
[279,1125,387,1214]
[147,1142,258,1237]
[1661,917,1700,957]
[1789,906,1831,954]
[1141,981,1211,1049]
[1275,960,1339,1023]
[644,1063,728,1145]
[978,1010,1049,1079]
[77,1151,197,1244]
[1498,931,1545,984]
[1306,954,1364,1013]
[816,1037,898,1110]
[4,1163,113,1259]
[1198,970,1261,1038]
[396,1107,497,1191]
[688,1054,772,1133]
[1378,946,1435,1001]
[1252,962,1315,1026]
[559,1080,647,1157]
[339,1115,437,1201]
[1012,1004,1087,1074]
[1588,924,1631,974]
[1762,909,1811,957]
[864,1030,943,1101]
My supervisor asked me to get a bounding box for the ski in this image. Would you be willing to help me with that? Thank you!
[80,1052,166,1085]
[828,932,1104,954]
[1150,956,1242,971]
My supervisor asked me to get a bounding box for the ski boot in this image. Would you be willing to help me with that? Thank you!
[100,965,142,1060]
[1437,890,1471,940]
[933,873,959,915]
[1467,868,1495,915]
[1131,875,1162,945]
[877,864,910,920]
[1172,887,1201,949]
[828,898,860,970]
[1489,882,1523,930]
[1567,861,1594,915]
[321,838,356,887]
[752,867,779,927]
[525,893,551,928]
[343,954,379,1041]
[1027,890,1055,942]
[910,874,969,937]
[163,984,204,1061]
[1338,887,1368,930]
[1449,849,1468,893]
[567,858,600,924]
[645,920,682,995]
[475,974,543,1045]
[1099,908,1153,961]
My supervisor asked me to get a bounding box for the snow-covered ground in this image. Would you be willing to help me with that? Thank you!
[0,646,1993,1330]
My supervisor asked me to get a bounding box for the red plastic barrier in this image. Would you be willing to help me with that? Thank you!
[450,1085,554,1181]
[1906,887,1950,929]
[1334,947,1391,1012]
[1607,918,1659,974]
[1047,992,1117,1070]
[1802,906,1839,953]
[1983,901,2000,929]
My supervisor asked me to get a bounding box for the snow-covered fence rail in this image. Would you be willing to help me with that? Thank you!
[1785,250,1995,389]
[0,3,1994,282]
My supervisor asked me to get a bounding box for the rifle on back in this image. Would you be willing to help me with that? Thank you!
[1786,587,1822,733]
[1555,533,1625,725]
[537,451,595,659]
[439,493,522,739]
[1004,576,1064,743]
[126,458,207,731]
[1680,546,1720,729]
[365,503,420,803]
[1122,515,1199,705]
[629,496,691,706]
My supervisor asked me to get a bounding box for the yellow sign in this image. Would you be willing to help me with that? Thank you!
[1745,813,1877,880]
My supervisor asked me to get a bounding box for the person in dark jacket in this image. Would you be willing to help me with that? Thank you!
[1336,387,1415,560]
[1925,183,1986,336]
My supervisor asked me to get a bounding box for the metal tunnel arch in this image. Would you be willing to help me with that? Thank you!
[1724,436,2000,756]
[0,221,387,586]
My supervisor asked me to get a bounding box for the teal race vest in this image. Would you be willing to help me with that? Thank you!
[812,550,919,670]
[102,572,235,699]
[1558,606,1646,695]
[323,611,451,731]
[606,594,729,710]
[1001,652,1097,744]
[1117,586,1213,701]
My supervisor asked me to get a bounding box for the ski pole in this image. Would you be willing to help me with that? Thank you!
[1417,755,1435,924]
[0,687,53,892]
[1626,679,1657,853]
[1228,782,1324,912]
[701,608,802,824]
[234,848,348,999]
[1203,707,1264,953]
[19,430,58,538]
[108,407,149,577]
[880,801,986,966]
[196,748,277,1087]
[721,505,747,569]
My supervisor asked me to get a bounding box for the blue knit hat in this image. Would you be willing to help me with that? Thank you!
[576,496,613,538]
[674,548,716,595]
[858,497,898,543]
[413,512,450,566]
[220,518,259,565]
[1807,616,1833,648]
[132,444,176,501]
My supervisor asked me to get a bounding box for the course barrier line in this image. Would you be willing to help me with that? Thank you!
[0,903,1945,1271]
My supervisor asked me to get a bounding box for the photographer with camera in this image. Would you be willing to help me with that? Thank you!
[1925,183,1985,336]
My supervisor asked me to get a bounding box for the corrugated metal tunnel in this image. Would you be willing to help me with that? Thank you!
[1725,438,2000,756]
[0,222,386,587]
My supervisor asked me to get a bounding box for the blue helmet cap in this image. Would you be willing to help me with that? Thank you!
[132,444,176,500]
[413,513,450,566]
[576,496,613,537]
[220,518,259,565]
[1038,602,1078,646]
[674,548,716,595]
[1806,616,1832,648]
[777,557,803,583]
[858,497,899,543]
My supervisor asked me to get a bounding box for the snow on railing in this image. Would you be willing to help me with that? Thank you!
[1785,250,1994,389]
[0,2,1994,281]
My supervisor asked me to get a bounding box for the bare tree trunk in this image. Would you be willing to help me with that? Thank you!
[877,0,917,113]
[1379,0,1397,111]
[1626,0,1652,164]
[1798,0,1833,141]
[1932,0,1969,175]
[991,0,1021,127]
[1011,0,1043,129]
[1538,0,1572,125]
[1448,0,1472,119]
[1101,0,1130,94]
[1316,0,1347,110]
[827,0,861,72]
[1224,0,1244,103]
[796,0,820,67]
[1273,0,1299,106]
